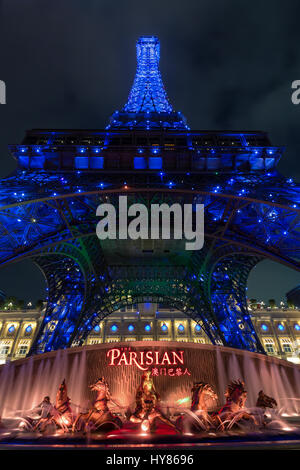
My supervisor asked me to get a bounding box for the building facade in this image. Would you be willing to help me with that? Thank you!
[1,303,299,364]
[0,308,43,364]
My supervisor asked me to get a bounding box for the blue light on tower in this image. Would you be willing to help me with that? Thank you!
[149,157,162,169]
[178,323,185,332]
[261,324,268,331]
[128,324,135,332]
[124,36,172,114]
[144,323,151,332]
[111,324,118,332]
[134,157,147,169]
[195,324,201,332]
[278,323,285,331]
[108,36,188,130]
[161,323,168,332]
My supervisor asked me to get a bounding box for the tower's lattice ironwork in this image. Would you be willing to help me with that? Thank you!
[0,36,298,354]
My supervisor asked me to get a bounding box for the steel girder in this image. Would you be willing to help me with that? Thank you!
[31,241,264,353]
[0,171,297,354]
[0,171,298,269]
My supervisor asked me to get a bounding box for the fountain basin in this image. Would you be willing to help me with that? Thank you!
[0,342,299,418]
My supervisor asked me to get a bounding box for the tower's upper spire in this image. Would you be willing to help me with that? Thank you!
[124,36,172,114]
[108,36,188,130]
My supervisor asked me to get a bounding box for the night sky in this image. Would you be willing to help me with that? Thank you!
[0,0,299,303]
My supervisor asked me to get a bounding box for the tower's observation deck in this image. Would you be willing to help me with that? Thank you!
[11,128,280,173]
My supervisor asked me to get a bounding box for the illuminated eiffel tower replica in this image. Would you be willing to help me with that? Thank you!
[0,36,298,354]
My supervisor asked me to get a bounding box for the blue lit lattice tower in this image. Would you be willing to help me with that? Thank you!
[124,36,173,113]
[109,36,188,129]
[0,36,298,354]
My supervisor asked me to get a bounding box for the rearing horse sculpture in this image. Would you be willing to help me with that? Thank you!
[72,377,122,432]
[176,382,221,432]
[218,380,258,429]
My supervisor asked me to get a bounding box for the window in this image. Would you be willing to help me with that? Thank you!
[18,345,28,356]
[148,157,162,169]
[263,339,275,354]
[133,156,163,170]
[283,343,292,353]
[265,343,275,354]
[107,337,120,343]
[265,343,274,353]
[0,345,9,355]
[164,139,175,149]
[90,157,104,169]
[25,325,33,335]
[30,156,45,169]
[87,339,102,345]
[134,157,147,169]
[75,156,89,169]
[19,156,29,168]
[281,339,293,354]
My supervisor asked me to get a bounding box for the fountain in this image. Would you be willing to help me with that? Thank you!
[0,341,299,448]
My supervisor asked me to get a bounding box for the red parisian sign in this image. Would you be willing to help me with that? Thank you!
[106,347,191,376]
